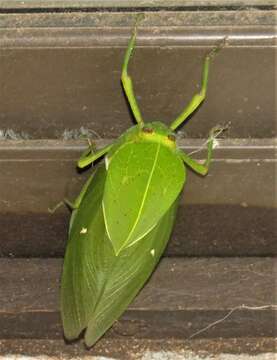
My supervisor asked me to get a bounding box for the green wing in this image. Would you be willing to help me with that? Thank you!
[61,163,180,347]
[61,164,107,340]
[84,196,179,347]
[103,141,185,254]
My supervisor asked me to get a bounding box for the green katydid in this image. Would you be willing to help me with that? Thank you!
[61,23,224,347]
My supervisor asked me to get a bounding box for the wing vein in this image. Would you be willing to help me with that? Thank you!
[123,142,161,248]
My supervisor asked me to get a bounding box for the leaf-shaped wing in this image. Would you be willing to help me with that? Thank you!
[61,164,107,340]
[61,162,180,347]
[103,141,185,254]
[85,196,179,347]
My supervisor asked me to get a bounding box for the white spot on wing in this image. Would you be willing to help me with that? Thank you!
[80,227,87,234]
[150,249,155,257]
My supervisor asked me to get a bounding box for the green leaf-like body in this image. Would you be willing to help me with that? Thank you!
[61,163,180,347]
[103,124,185,254]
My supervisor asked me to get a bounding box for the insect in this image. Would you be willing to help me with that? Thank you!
[61,23,224,347]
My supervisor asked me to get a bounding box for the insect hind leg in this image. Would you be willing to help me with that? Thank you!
[121,16,144,125]
[170,38,227,131]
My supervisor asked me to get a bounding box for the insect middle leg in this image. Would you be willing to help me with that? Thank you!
[48,197,78,214]
[77,143,113,168]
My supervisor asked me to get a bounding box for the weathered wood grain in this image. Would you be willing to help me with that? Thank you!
[0,338,276,358]
[0,1,276,9]
[0,12,275,139]
[0,140,275,257]
[0,258,275,340]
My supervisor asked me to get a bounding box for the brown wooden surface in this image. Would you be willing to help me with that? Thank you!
[0,46,274,139]
[1,10,275,28]
[0,5,275,355]
[0,139,275,257]
[0,338,276,358]
[1,1,276,9]
[0,258,275,340]
[0,10,276,139]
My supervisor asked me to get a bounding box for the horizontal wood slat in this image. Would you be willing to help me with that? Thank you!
[0,258,275,340]
[0,139,275,257]
[0,1,276,10]
[0,14,275,139]
[0,338,276,358]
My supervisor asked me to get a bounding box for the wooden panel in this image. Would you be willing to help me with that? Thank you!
[0,46,274,139]
[0,1,275,10]
[1,11,275,27]
[0,139,275,257]
[0,10,275,139]
[0,258,275,339]
[0,338,275,358]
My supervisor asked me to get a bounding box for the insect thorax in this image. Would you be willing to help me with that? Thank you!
[124,121,177,150]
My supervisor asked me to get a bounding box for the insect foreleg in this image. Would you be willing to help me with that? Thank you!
[180,127,224,176]
[121,21,144,125]
[180,151,210,176]
[77,143,113,168]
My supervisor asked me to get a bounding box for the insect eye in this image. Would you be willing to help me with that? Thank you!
[167,134,176,142]
[142,127,154,134]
